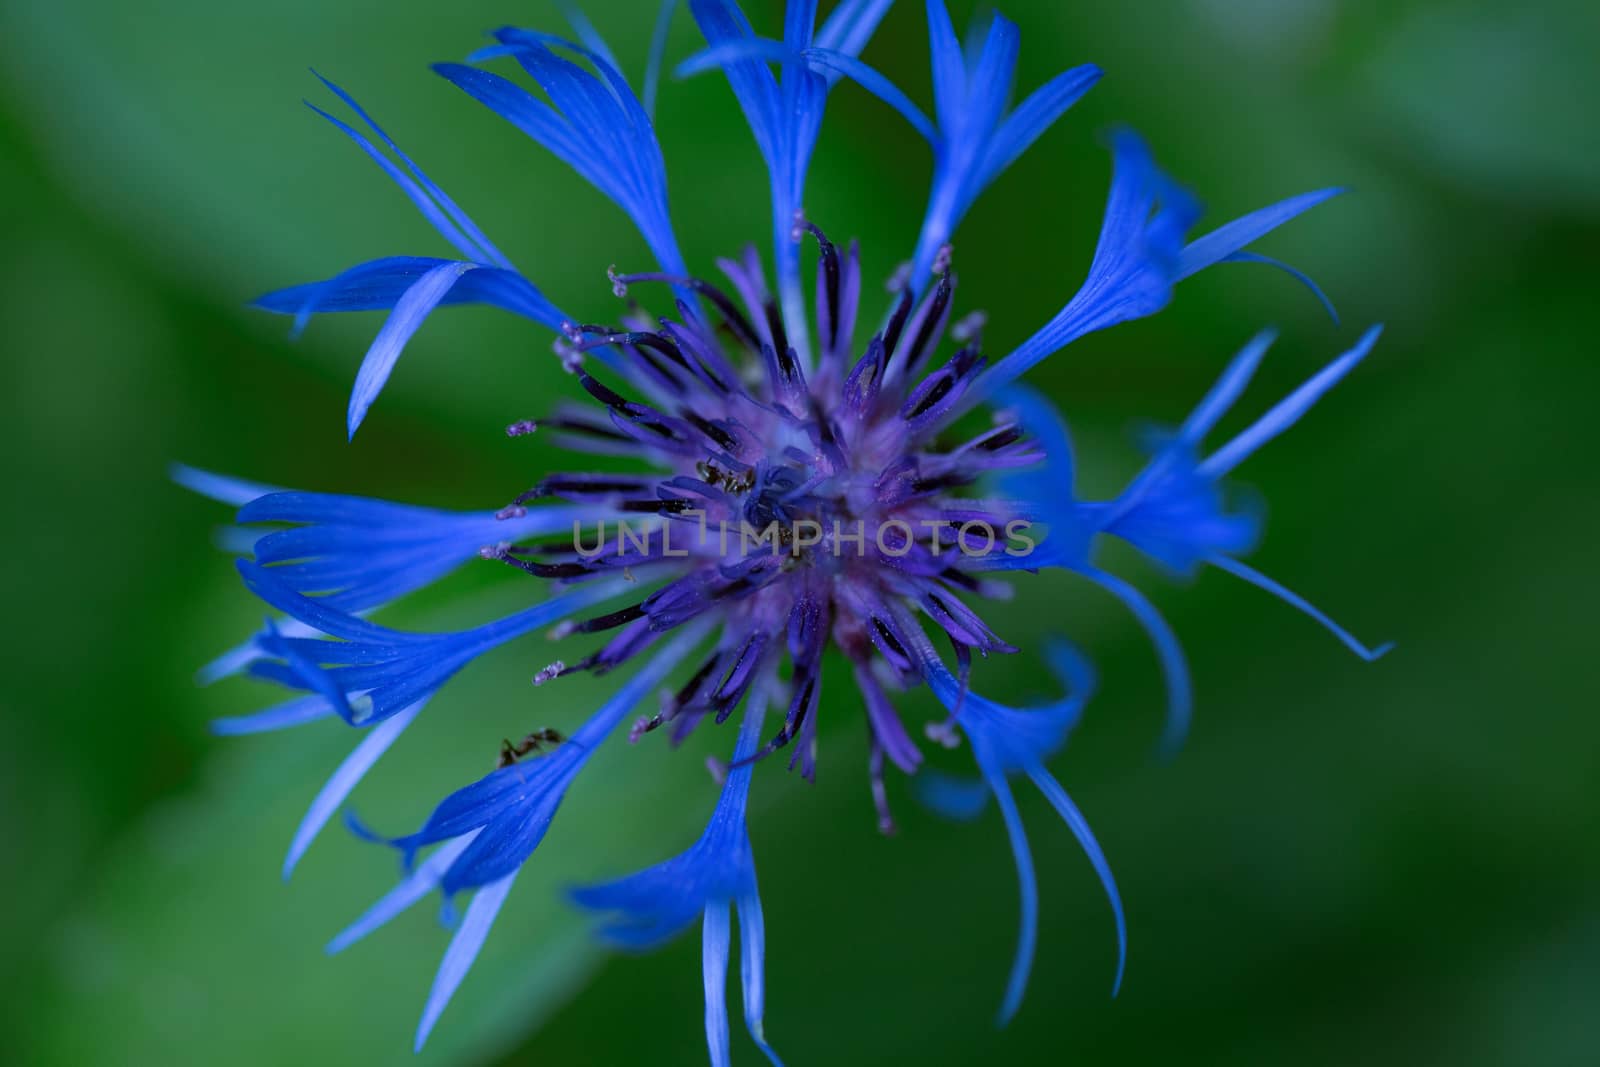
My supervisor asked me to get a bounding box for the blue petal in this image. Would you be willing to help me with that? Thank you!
[254,255,564,330]
[914,631,1097,773]
[212,524,264,557]
[1177,188,1343,281]
[1199,325,1384,479]
[1077,565,1192,757]
[171,464,281,508]
[683,1,781,166]
[968,130,1201,402]
[913,769,990,820]
[414,870,519,1052]
[978,63,1102,189]
[309,72,511,270]
[305,90,490,267]
[912,634,1120,1017]
[676,36,797,80]
[964,139,1343,420]
[782,0,820,52]
[703,901,734,1067]
[948,18,1022,182]
[324,831,470,953]
[1210,556,1394,662]
[454,29,686,276]
[1104,467,1262,576]
[367,622,709,890]
[1101,328,1382,586]
[236,561,633,728]
[385,765,555,867]
[240,489,467,527]
[1174,328,1277,446]
[684,0,886,366]
[570,689,764,942]
[813,0,894,66]
[885,4,1097,293]
[236,559,430,645]
[438,753,585,894]
[907,13,1021,285]
[327,833,477,954]
[1024,765,1127,997]
[1095,331,1276,575]
[736,889,783,1066]
[924,0,966,133]
[982,765,1037,1026]
[432,62,590,176]
[241,488,600,613]
[283,698,425,879]
[644,0,680,117]
[210,694,333,736]
[258,618,353,721]
[554,1,622,74]
[347,261,474,438]
[800,48,935,143]
[573,870,711,949]
[996,385,1104,570]
[1222,251,1339,324]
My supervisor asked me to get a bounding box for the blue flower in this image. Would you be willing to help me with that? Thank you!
[185,2,1391,1060]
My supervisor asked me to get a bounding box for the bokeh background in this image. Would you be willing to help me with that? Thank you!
[2,0,1596,1064]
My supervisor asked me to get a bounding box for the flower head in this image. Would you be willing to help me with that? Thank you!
[184,1,1390,1061]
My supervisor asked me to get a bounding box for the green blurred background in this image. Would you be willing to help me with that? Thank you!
[2,0,1596,1064]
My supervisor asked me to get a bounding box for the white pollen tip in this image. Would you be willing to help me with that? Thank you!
[924,720,962,750]
[951,310,988,343]
[705,756,728,786]
[348,693,376,725]
[886,261,912,294]
[607,264,629,298]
